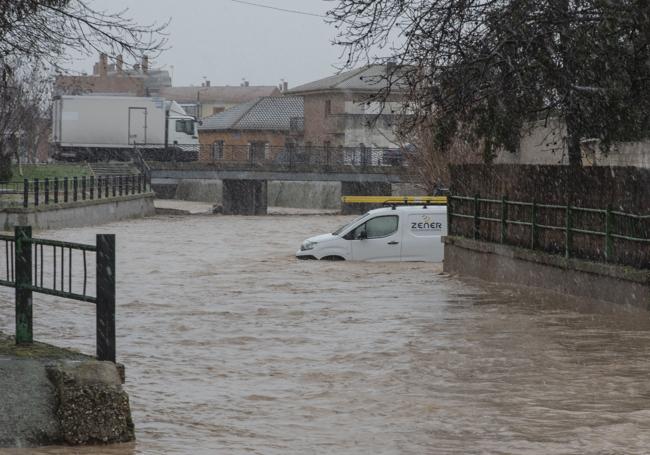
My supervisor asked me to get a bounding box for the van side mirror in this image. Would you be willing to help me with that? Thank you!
[358,231,368,240]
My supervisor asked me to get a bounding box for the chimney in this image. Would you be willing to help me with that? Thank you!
[244,80,249,87]
[116,54,123,74]
[142,55,149,74]
[99,53,108,77]
[283,81,288,92]
[205,80,210,87]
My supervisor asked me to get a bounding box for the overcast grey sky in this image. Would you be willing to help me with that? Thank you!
[72,0,344,88]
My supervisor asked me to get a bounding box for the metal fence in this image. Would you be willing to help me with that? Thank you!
[0,226,116,361]
[448,195,650,269]
[0,175,151,208]
[140,144,408,168]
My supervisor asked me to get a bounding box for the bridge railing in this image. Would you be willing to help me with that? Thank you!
[448,194,650,269]
[0,227,116,361]
[0,175,151,209]
[140,143,408,169]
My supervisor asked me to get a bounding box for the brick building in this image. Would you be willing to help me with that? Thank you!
[54,53,171,96]
[198,96,303,162]
[287,65,405,152]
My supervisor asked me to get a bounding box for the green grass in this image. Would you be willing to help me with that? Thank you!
[10,164,91,183]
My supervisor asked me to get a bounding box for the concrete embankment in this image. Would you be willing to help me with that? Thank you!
[443,236,650,308]
[0,193,155,230]
[0,333,134,447]
[153,179,425,211]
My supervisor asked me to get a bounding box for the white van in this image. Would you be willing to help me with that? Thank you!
[296,205,447,262]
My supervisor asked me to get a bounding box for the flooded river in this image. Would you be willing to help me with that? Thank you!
[1,213,650,454]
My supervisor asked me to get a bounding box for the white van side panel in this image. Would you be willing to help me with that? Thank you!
[400,211,447,261]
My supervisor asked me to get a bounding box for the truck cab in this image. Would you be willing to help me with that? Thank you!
[167,101,198,145]
[296,205,447,262]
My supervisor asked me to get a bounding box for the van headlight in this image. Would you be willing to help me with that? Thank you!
[301,240,317,251]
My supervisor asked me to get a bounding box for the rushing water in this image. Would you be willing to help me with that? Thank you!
[1,213,650,454]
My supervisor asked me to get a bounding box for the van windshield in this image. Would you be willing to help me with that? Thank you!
[332,212,369,236]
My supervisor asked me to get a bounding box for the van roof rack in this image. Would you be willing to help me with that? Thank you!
[341,196,447,207]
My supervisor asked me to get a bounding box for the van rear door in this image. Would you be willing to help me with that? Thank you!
[401,211,446,261]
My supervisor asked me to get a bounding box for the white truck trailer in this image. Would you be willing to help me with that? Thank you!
[51,95,199,161]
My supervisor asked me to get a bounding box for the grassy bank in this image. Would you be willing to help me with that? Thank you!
[10,164,91,183]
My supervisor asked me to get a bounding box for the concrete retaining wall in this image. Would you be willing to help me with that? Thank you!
[268,181,341,209]
[443,236,650,308]
[0,334,134,447]
[0,193,155,230]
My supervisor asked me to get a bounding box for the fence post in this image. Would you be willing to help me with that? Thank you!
[96,234,116,362]
[73,176,78,202]
[447,196,453,236]
[473,193,480,240]
[81,176,87,200]
[54,177,59,204]
[23,179,28,208]
[34,178,39,207]
[565,204,572,258]
[44,178,49,205]
[118,176,123,196]
[531,199,538,250]
[105,175,109,198]
[500,195,507,243]
[112,177,116,197]
[605,204,613,262]
[137,174,142,193]
[64,177,69,203]
[15,226,33,344]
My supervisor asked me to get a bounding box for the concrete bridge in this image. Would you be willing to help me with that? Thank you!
[147,162,413,214]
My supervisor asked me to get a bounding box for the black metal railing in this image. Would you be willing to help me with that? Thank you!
[1,226,116,361]
[448,195,650,269]
[141,143,408,169]
[0,174,151,209]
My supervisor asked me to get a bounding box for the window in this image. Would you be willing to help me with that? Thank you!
[350,215,399,239]
[212,107,224,115]
[212,140,224,160]
[249,141,267,162]
[325,99,331,116]
[175,119,194,135]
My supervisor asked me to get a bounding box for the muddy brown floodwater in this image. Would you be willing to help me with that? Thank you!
[1,213,650,454]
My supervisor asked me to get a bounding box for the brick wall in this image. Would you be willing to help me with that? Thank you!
[198,130,291,162]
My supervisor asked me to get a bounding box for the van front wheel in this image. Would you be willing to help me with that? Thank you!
[321,255,345,261]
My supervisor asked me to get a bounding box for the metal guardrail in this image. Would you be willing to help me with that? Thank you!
[448,195,650,268]
[140,143,408,169]
[0,175,151,209]
[0,227,116,361]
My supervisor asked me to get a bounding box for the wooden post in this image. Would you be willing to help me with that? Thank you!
[54,177,59,203]
[447,196,453,236]
[81,176,87,200]
[44,178,49,205]
[15,226,32,344]
[96,234,116,362]
[89,176,94,200]
[64,177,69,203]
[73,176,78,201]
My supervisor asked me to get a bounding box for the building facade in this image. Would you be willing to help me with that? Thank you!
[198,96,303,162]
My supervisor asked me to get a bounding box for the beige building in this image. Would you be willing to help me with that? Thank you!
[159,83,281,120]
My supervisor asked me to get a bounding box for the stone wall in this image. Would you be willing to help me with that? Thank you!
[0,193,155,231]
